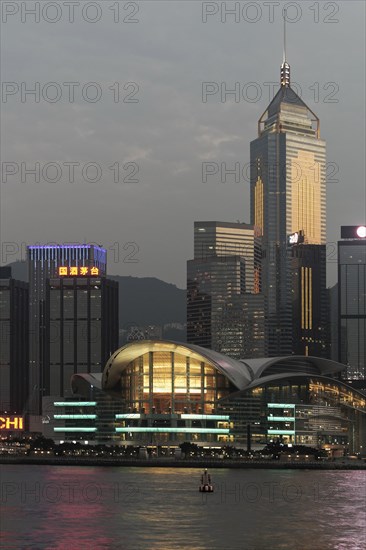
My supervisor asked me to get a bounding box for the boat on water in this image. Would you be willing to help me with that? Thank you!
[199,469,214,492]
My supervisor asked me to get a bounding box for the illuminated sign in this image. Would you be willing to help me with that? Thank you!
[58,266,100,277]
[288,232,304,245]
[0,416,24,431]
[341,226,366,239]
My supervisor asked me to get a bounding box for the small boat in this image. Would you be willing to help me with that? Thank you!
[199,469,214,492]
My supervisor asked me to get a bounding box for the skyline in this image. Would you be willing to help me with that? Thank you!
[1,2,365,289]
[2,5,366,549]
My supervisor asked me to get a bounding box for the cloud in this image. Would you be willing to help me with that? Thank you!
[1,2,365,288]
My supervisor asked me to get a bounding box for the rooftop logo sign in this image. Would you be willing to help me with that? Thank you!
[58,266,100,277]
[288,232,304,245]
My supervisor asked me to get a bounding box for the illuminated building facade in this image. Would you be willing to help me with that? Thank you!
[192,222,260,292]
[45,275,118,399]
[338,226,366,380]
[219,374,366,453]
[187,222,264,359]
[290,242,328,357]
[0,267,29,414]
[27,244,107,413]
[250,59,326,356]
[44,340,366,453]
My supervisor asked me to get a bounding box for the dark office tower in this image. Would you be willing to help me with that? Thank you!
[187,222,264,359]
[250,53,326,356]
[45,274,118,399]
[0,267,29,413]
[328,284,339,362]
[338,226,366,380]
[290,241,327,357]
[27,245,107,413]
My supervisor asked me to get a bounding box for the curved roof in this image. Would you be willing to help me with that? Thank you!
[102,340,252,391]
[240,356,344,380]
[225,373,366,412]
[101,340,346,393]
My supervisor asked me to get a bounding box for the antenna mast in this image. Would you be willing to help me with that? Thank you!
[283,8,286,63]
[280,8,290,87]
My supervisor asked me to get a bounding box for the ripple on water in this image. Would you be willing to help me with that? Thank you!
[0,466,365,550]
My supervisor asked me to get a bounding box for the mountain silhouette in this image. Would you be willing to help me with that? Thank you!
[4,261,186,329]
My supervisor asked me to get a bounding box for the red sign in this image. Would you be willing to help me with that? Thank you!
[0,416,24,430]
[58,266,100,277]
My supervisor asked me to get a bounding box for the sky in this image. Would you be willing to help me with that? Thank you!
[1,0,365,288]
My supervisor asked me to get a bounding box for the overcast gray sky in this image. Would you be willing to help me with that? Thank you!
[1,1,365,288]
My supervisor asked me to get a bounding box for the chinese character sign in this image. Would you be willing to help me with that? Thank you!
[58,266,100,277]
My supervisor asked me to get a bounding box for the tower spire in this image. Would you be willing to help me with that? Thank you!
[283,7,286,63]
[280,8,290,87]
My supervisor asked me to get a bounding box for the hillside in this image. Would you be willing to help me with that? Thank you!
[4,261,186,327]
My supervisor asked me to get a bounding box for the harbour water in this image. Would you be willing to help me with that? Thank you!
[1,466,365,549]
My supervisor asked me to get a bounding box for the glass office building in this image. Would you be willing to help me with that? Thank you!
[46,275,118,399]
[290,244,328,357]
[250,63,326,356]
[0,267,29,413]
[187,222,264,359]
[193,222,259,292]
[338,227,366,379]
[27,245,107,413]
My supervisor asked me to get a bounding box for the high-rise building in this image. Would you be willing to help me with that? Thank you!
[328,283,338,362]
[193,221,260,292]
[290,240,328,357]
[187,222,264,359]
[46,274,118,399]
[0,267,29,413]
[338,226,366,380]
[250,55,326,356]
[27,245,107,412]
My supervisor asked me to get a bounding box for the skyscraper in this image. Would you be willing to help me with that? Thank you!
[193,221,259,292]
[250,51,326,356]
[27,244,107,413]
[46,274,118,399]
[328,283,339,362]
[0,267,29,413]
[187,222,264,359]
[290,240,328,357]
[338,226,366,380]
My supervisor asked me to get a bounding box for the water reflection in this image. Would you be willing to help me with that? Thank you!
[1,466,365,550]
